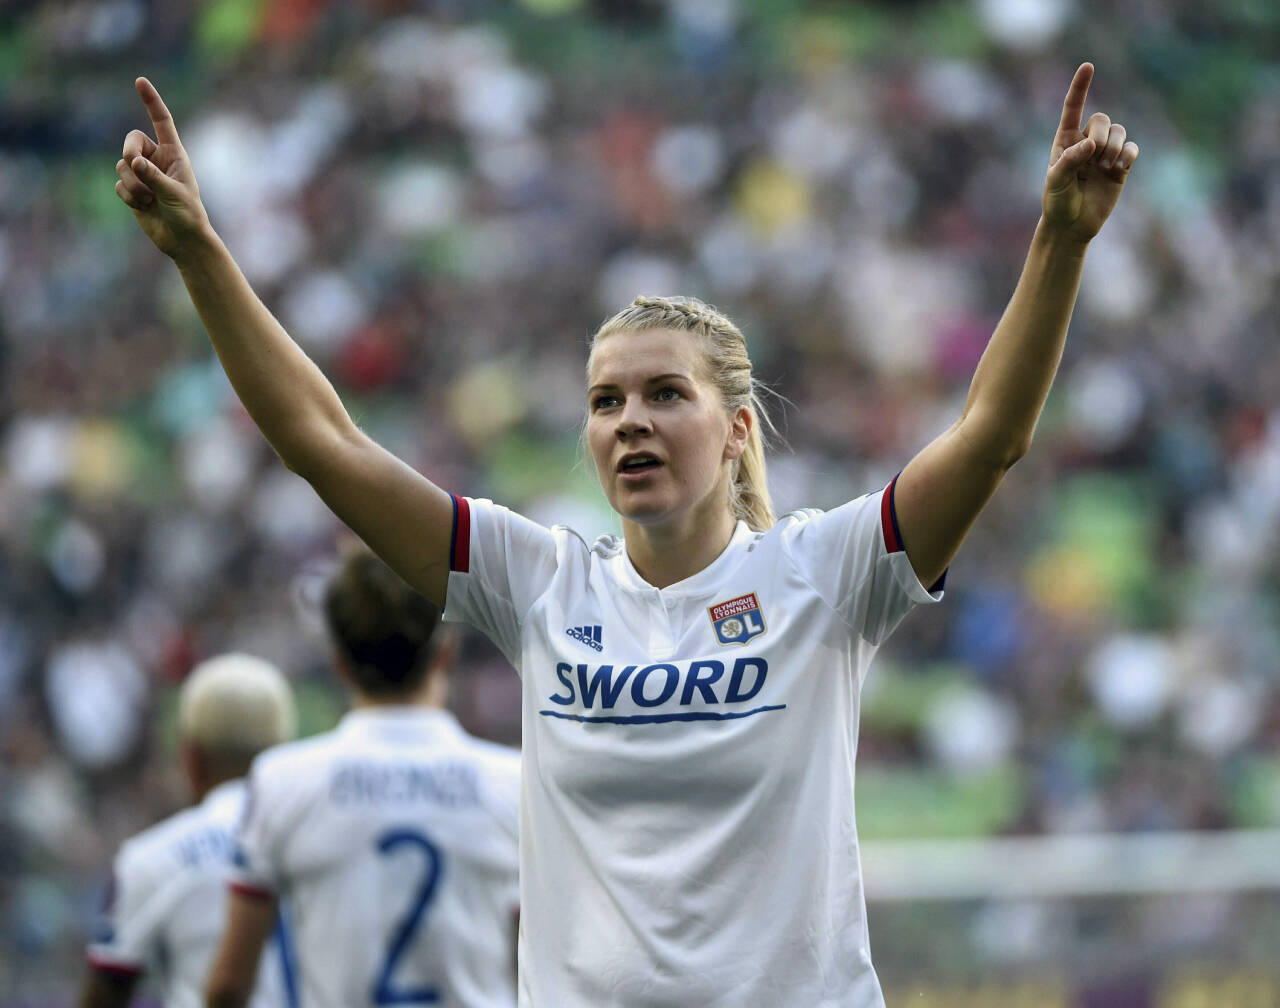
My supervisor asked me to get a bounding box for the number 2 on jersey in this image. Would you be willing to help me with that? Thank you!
[373,828,445,1005]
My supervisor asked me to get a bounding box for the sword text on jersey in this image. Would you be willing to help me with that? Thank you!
[547,657,768,710]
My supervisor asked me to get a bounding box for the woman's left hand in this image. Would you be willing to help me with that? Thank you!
[1042,63,1139,245]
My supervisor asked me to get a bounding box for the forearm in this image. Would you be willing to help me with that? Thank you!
[205,891,274,1008]
[172,226,356,476]
[957,219,1089,466]
[204,985,250,1008]
[78,968,137,1008]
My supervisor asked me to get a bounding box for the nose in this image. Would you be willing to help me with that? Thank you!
[615,399,652,440]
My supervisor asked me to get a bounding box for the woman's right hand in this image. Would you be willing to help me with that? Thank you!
[115,77,210,259]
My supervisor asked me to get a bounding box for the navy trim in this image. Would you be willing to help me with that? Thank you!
[274,907,300,1008]
[449,494,459,570]
[539,705,786,725]
[888,472,948,593]
[887,474,906,553]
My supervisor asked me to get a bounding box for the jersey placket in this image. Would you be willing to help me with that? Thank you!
[644,587,678,659]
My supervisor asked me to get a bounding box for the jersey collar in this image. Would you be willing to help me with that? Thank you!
[201,777,246,807]
[338,706,462,742]
[614,519,755,597]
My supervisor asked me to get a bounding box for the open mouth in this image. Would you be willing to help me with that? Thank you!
[617,453,661,474]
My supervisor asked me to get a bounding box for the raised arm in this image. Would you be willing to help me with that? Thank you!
[893,63,1139,588]
[115,78,454,604]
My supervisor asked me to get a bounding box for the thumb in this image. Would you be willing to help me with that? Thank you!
[130,155,181,198]
[1046,137,1094,192]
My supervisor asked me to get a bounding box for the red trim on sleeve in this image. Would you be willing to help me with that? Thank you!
[451,495,472,573]
[229,880,275,902]
[87,955,143,978]
[881,477,903,553]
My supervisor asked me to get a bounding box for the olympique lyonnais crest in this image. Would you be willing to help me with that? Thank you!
[709,592,767,646]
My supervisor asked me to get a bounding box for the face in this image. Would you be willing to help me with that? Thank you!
[586,328,749,533]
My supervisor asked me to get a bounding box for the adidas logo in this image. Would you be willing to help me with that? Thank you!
[565,624,603,652]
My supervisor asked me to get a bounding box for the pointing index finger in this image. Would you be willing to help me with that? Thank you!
[135,76,181,146]
[1058,62,1094,135]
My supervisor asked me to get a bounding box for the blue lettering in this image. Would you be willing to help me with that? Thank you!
[681,660,724,704]
[549,663,575,705]
[548,659,771,712]
[174,828,234,868]
[725,657,768,703]
[632,664,679,707]
[577,664,635,709]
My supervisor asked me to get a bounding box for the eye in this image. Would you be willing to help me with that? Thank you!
[591,394,620,411]
[655,386,681,402]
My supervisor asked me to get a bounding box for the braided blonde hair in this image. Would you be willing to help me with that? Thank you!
[588,295,777,531]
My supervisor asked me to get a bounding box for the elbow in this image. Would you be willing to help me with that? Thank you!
[954,415,1033,472]
[998,436,1032,470]
[275,417,359,483]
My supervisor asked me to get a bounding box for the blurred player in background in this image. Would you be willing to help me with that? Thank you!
[80,655,297,1008]
[118,62,1137,1006]
[204,548,520,1008]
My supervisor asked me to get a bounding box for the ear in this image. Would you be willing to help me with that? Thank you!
[179,739,206,798]
[333,650,356,689]
[724,405,752,463]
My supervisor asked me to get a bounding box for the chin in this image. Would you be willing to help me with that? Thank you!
[611,491,676,527]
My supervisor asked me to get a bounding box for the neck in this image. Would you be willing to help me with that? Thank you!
[351,676,444,710]
[622,507,739,589]
[191,770,240,803]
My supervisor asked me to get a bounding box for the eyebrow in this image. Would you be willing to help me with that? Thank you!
[587,373,690,395]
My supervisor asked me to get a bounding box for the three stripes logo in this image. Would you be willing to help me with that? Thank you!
[565,624,604,652]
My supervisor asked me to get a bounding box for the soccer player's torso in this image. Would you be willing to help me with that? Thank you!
[96,783,289,1008]
[253,711,518,1008]
[516,519,884,1007]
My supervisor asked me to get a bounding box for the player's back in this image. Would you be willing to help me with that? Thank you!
[233,707,520,1008]
[88,781,292,1008]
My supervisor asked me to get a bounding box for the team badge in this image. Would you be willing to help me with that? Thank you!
[709,592,767,646]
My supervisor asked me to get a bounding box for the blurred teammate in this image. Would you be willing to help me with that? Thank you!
[81,655,297,1008]
[119,63,1137,1006]
[204,549,520,1008]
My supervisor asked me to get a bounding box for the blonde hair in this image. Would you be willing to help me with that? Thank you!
[178,653,296,762]
[589,295,777,531]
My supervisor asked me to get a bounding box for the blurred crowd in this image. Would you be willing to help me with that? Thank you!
[3,0,1279,1000]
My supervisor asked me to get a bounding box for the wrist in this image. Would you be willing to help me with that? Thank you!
[1033,216,1091,259]
[170,218,224,272]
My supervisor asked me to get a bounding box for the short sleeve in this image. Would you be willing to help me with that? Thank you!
[781,479,944,646]
[228,765,281,901]
[85,845,158,977]
[443,496,558,668]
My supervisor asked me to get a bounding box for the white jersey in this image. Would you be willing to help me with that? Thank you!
[231,707,521,1008]
[86,780,294,1008]
[443,480,942,1007]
